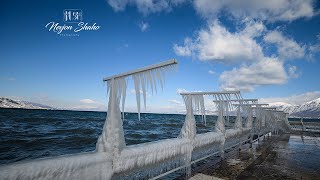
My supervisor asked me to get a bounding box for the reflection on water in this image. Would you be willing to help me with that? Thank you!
[286,134,320,175]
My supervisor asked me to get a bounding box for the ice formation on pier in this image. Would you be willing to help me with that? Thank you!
[131,64,176,120]
[0,59,292,180]
[97,60,177,158]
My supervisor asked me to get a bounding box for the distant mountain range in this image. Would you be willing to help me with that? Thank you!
[1,96,320,117]
[269,98,320,118]
[0,97,55,110]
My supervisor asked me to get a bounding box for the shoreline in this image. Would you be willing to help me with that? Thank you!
[187,133,320,180]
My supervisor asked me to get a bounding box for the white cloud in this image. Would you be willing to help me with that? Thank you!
[308,43,320,59]
[72,104,105,111]
[139,21,149,32]
[264,30,305,60]
[208,70,215,75]
[107,0,188,15]
[219,58,288,92]
[173,20,265,64]
[173,38,193,56]
[107,0,316,22]
[174,20,313,92]
[168,99,182,105]
[259,91,320,105]
[80,99,96,104]
[75,99,105,111]
[106,0,317,95]
[288,65,301,78]
[176,88,188,94]
[193,0,315,22]
[107,0,130,12]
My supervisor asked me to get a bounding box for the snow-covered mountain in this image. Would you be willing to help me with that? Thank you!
[268,102,299,114]
[269,98,320,117]
[0,97,55,110]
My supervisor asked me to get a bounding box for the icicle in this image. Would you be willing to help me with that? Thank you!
[147,70,154,95]
[156,68,164,91]
[141,73,147,110]
[151,69,157,94]
[159,67,165,90]
[121,78,127,121]
[199,95,206,125]
[133,74,141,121]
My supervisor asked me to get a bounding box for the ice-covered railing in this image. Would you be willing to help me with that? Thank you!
[266,110,291,134]
[176,91,244,178]
[213,99,258,128]
[0,58,292,180]
[97,59,177,157]
[0,60,179,180]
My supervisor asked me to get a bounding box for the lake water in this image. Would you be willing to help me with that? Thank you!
[0,108,319,166]
[0,108,219,165]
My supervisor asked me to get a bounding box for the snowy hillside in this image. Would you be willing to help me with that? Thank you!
[269,102,299,114]
[269,98,320,117]
[0,97,55,110]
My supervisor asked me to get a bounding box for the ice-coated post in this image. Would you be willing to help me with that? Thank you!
[96,78,126,158]
[179,95,196,140]
[301,117,305,132]
[234,106,242,130]
[216,101,226,158]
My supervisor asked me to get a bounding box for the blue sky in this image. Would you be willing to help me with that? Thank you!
[1,0,320,113]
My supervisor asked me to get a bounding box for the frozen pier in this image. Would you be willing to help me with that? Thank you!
[0,60,292,180]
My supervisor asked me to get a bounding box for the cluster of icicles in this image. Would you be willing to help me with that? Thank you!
[180,92,244,126]
[106,64,177,121]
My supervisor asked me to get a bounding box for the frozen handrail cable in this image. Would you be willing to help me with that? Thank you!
[256,107,277,110]
[233,103,269,106]
[103,59,178,81]
[180,91,240,95]
[213,99,258,102]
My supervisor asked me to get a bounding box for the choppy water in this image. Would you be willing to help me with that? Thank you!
[0,108,221,165]
[0,108,319,166]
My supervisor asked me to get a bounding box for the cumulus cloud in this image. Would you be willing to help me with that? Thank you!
[173,20,265,63]
[259,91,320,105]
[106,0,317,93]
[264,30,305,60]
[173,19,315,91]
[193,0,315,22]
[80,99,97,104]
[74,99,105,111]
[308,43,320,59]
[208,70,215,75]
[168,99,183,105]
[107,0,188,15]
[173,38,193,56]
[139,21,149,32]
[174,20,292,92]
[107,0,315,22]
[219,58,288,92]
[288,65,301,78]
[176,88,188,94]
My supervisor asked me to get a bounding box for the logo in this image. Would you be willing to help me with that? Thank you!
[63,9,82,23]
[45,9,100,36]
